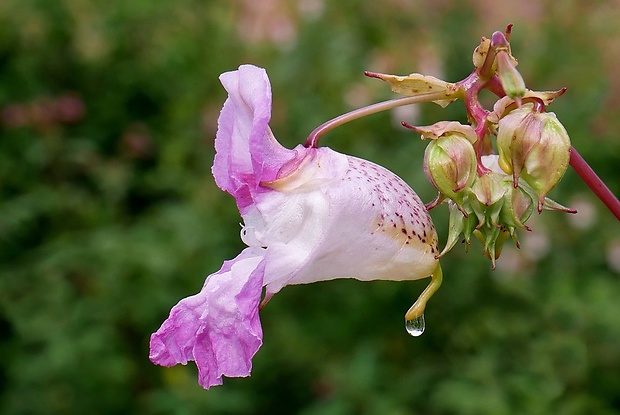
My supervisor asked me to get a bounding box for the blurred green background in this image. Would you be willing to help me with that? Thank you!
[1,1,619,414]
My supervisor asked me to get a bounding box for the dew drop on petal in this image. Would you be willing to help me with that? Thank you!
[405,314,425,337]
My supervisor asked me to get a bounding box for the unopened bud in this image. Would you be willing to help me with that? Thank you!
[470,171,507,207]
[473,226,511,269]
[469,171,509,227]
[496,108,571,211]
[437,201,478,258]
[496,51,526,103]
[500,185,534,231]
[424,133,477,209]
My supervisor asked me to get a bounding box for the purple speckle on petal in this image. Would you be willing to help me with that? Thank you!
[345,156,437,252]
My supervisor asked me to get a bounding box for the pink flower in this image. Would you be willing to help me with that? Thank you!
[149,64,440,389]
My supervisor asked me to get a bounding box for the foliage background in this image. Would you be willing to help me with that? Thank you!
[1,1,619,414]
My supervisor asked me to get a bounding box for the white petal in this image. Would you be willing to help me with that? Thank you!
[243,147,439,296]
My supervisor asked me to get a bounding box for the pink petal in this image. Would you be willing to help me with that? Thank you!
[213,65,296,213]
[149,247,265,389]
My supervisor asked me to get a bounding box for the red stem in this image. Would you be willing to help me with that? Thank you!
[569,146,620,221]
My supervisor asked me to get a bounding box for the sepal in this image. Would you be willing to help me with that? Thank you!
[366,71,458,108]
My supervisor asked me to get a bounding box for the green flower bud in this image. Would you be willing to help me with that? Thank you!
[496,108,571,211]
[437,201,478,258]
[496,51,526,102]
[500,185,534,231]
[424,133,477,210]
[467,166,508,225]
[473,226,511,269]
[470,171,508,207]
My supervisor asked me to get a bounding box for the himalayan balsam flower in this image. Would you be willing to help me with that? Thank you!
[149,65,441,389]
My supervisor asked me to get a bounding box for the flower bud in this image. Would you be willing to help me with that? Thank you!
[424,133,477,209]
[470,171,508,208]
[437,201,477,258]
[468,169,508,224]
[496,51,526,103]
[500,185,534,231]
[473,225,511,269]
[496,108,571,211]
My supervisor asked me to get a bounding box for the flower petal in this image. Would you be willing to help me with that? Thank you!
[213,64,296,213]
[149,247,266,389]
[245,148,440,296]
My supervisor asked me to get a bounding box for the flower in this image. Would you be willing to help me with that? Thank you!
[149,64,441,389]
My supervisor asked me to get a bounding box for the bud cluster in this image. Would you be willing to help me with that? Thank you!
[409,117,571,267]
[372,26,575,266]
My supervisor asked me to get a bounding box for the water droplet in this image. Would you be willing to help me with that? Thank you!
[405,314,425,337]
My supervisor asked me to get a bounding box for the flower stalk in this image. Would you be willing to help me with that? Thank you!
[569,146,620,220]
[304,91,451,148]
